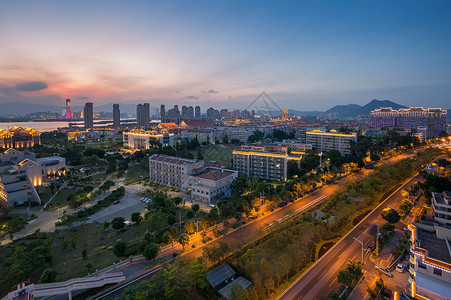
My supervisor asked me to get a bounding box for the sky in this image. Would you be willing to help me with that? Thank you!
[1,0,451,111]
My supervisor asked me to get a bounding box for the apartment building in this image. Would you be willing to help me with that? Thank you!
[233,145,288,181]
[67,128,117,142]
[149,155,203,189]
[305,130,357,156]
[370,107,447,139]
[432,191,451,226]
[408,222,451,300]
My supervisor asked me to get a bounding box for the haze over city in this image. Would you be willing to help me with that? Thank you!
[1,0,451,110]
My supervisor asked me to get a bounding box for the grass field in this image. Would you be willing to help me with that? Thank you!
[124,166,149,185]
[200,146,234,163]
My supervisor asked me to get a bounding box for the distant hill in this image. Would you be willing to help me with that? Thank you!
[325,99,408,118]
[0,102,61,115]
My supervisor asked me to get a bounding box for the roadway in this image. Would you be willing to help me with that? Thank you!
[277,151,443,300]
[91,151,416,298]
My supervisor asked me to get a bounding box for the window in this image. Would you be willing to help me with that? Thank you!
[433,268,442,276]
[418,262,426,270]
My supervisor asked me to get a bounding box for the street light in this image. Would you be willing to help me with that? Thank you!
[354,237,365,262]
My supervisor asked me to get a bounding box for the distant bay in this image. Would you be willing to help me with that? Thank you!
[0,120,111,132]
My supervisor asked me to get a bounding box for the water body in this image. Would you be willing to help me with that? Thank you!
[0,120,110,132]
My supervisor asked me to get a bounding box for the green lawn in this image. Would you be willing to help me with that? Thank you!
[201,146,233,163]
[124,166,149,185]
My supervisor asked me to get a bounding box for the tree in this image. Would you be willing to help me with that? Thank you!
[301,150,320,172]
[82,248,88,260]
[103,221,110,230]
[184,221,196,234]
[39,268,57,283]
[167,214,177,226]
[287,160,301,178]
[381,208,400,224]
[87,263,93,273]
[143,243,160,261]
[113,241,127,258]
[4,218,26,240]
[178,233,190,250]
[337,260,363,288]
[139,231,155,252]
[111,217,125,230]
[131,212,142,225]
[197,150,204,160]
[186,210,195,219]
[326,150,343,168]
[191,204,200,215]
[163,231,173,245]
[169,226,178,247]
[201,230,207,242]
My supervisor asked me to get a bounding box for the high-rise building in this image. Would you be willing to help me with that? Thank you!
[83,102,94,129]
[113,104,120,127]
[136,103,150,128]
[370,107,447,139]
[188,106,194,119]
[195,106,201,119]
[64,99,72,119]
[160,105,166,122]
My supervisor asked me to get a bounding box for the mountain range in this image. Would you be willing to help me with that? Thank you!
[0,99,449,119]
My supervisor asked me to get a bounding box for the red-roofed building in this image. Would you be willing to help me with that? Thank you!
[148,154,237,204]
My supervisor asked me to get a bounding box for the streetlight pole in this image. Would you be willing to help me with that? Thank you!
[354,237,364,262]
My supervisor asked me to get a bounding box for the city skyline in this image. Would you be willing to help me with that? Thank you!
[1,1,451,110]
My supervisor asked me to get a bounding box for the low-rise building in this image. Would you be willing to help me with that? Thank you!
[0,149,66,207]
[0,126,41,148]
[233,145,288,181]
[305,130,357,156]
[185,167,238,204]
[123,130,176,149]
[149,154,237,203]
[432,191,451,226]
[408,222,451,300]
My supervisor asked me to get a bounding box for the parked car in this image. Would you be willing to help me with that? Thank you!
[367,243,375,250]
[396,263,405,273]
[278,201,288,207]
[375,265,393,277]
[113,200,120,205]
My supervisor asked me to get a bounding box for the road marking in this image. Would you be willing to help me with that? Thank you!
[328,278,337,287]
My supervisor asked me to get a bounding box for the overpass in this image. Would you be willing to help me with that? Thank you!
[1,272,125,300]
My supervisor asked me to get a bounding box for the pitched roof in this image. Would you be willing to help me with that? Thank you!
[179,120,212,128]
[206,263,236,289]
[196,169,233,181]
[157,123,181,129]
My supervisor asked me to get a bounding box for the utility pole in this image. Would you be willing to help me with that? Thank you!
[354,237,364,262]
[376,224,380,256]
[179,211,182,234]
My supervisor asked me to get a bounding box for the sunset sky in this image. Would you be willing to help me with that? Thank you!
[1,1,451,110]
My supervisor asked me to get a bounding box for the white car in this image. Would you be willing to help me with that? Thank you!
[396,263,405,273]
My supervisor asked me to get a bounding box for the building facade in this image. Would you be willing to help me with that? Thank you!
[0,127,41,149]
[136,103,150,128]
[83,102,94,128]
[149,154,237,203]
[370,107,447,139]
[113,104,120,127]
[305,130,357,156]
[432,191,451,226]
[0,149,65,207]
[68,128,117,142]
[233,145,288,181]
[123,130,175,149]
[408,222,451,300]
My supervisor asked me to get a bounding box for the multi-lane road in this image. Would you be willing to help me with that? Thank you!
[92,151,417,299]
[278,152,443,300]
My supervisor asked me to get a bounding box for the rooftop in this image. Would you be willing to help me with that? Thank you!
[149,154,197,165]
[195,169,234,181]
[416,228,451,264]
[206,263,236,289]
[217,276,252,300]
